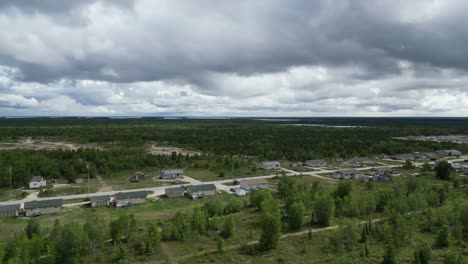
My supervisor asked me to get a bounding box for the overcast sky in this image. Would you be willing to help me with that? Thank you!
[0,0,467,116]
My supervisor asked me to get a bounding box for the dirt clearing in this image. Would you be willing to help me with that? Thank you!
[0,137,101,151]
[147,144,202,156]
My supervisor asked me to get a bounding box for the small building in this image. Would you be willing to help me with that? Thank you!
[0,204,20,218]
[75,178,83,184]
[378,154,389,159]
[160,169,184,179]
[356,175,370,183]
[24,199,63,217]
[290,162,303,168]
[370,167,399,176]
[304,159,327,167]
[260,161,280,170]
[451,163,464,172]
[347,157,373,166]
[29,176,46,189]
[89,195,111,207]
[439,149,462,157]
[333,169,358,179]
[369,175,392,182]
[186,184,217,199]
[232,188,247,196]
[114,191,147,207]
[165,186,185,198]
[130,172,145,182]
[391,154,414,161]
[240,178,269,191]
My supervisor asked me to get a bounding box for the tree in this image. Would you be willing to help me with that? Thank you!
[204,200,224,217]
[421,163,432,172]
[288,201,305,231]
[435,161,452,180]
[221,215,235,238]
[403,160,414,170]
[259,199,281,251]
[314,194,335,226]
[249,189,273,210]
[25,218,41,239]
[382,244,396,264]
[217,237,225,254]
[414,242,432,264]
[110,214,137,243]
[435,225,450,247]
[443,251,463,264]
[335,181,353,199]
[148,224,161,249]
[278,176,296,199]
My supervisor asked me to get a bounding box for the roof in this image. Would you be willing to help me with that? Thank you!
[29,176,44,183]
[241,178,269,185]
[114,191,147,200]
[133,171,145,177]
[24,199,63,209]
[348,157,371,163]
[336,169,358,174]
[188,184,216,192]
[89,195,110,202]
[305,159,326,164]
[165,186,185,193]
[161,169,184,174]
[261,161,280,165]
[0,204,20,212]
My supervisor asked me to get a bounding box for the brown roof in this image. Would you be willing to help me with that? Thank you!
[241,178,268,185]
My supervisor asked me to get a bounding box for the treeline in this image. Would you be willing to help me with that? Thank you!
[0,148,255,188]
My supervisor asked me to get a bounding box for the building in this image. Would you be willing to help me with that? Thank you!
[75,178,83,184]
[347,157,373,166]
[29,176,46,189]
[240,178,269,191]
[260,161,280,170]
[0,204,20,218]
[333,169,358,179]
[130,172,145,182]
[378,154,389,159]
[451,163,464,172]
[303,159,327,167]
[165,186,185,198]
[114,191,147,207]
[89,195,111,207]
[232,188,247,196]
[24,199,63,217]
[437,149,462,157]
[160,169,184,179]
[370,167,399,176]
[391,154,414,161]
[289,162,303,168]
[369,175,392,182]
[186,184,217,199]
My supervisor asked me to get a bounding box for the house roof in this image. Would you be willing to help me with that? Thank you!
[114,191,147,200]
[261,161,280,166]
[0,204,20,212]
[348,157,371,162]
[165,186,185,194]
[133,171,144,177]
[188,184,216,192]
[24,199,63,209]
[304,159,326,165]
[29,176,44,183]
[89,195,110,202]
[241,178,268,186]
[161,169,184,174]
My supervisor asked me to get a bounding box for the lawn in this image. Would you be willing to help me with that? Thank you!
[0,188,25,202]
[184,167,281,182]
[102,169,166,190]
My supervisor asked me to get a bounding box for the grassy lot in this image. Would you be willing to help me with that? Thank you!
[102,169,166,190]
[0,188,26,201]
[184,167,281,182]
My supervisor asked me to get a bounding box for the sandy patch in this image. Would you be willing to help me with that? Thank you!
[147,145,201,156]
[0,137,101,151]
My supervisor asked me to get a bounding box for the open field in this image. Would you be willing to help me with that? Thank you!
[0,137,101,151]
[148,144,202,156]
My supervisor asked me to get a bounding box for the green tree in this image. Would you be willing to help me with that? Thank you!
[217,237,225,254]
[314,193,335,226]
[221,215,235,238]
[443,251,463,264]
[25,218,40,239]
[435,161,452,180]
[403,160,414,170]
[335,181,353,199]
[278,176,296,199]
[259,199,281,251]
[435,225,450,247]
[382,244,396,264]
[414,242,432,264]
[148,224,161,249]
[288,201,305,231]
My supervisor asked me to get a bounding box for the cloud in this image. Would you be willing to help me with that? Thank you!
[0,0,467,116]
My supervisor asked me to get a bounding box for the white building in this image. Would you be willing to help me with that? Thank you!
[29,176,46,189]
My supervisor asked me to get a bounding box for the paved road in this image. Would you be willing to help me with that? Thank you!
[0,164,404,207]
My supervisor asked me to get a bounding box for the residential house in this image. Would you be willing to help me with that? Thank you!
[130,171,145,182]
[451,163,464,172]
[29,176,46,189]
[391,153,414,161]
[303,159,327,167]
[437,149,462,157]
[160,169,184,179]
[165,186,185,198]
[369,175,392,182]
[347,157,373,166]
[289,162,303,168]
[370,167,400,176]
[240,178,269,191]
[186,184,217,199]
[0,204,20,218]
[89,195,111,207]
[378,154,389,159]
[260,161,281,170]
[333,169,358,179]
[356,175,370,183]
[24,199,63,217]
[114,191,147,207]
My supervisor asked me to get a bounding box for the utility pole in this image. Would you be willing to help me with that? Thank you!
[9,167,12,199]
[87,164,90,198]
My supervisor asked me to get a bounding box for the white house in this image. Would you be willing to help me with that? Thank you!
[29,176,46,189]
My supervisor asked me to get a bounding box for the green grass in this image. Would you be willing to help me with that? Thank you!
[102,169,166,190]
[0,188,25,201]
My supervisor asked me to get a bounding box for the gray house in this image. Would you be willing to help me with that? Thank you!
[333,169,358,179]
[371,167,399,176]
[114,191,147,207]
[240,178,269,191]
[160,169,184,179]
[260,161,280,170]
[130,172,145,182]
[24,199,63,217]
[187,184,217,199]
[89,195,111,207]
[165,186,185,198]
[347,157,373,166]
[0,204,20,218]
[304,159,327,167]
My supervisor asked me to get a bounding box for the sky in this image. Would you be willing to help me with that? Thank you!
[0,0,467,117]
